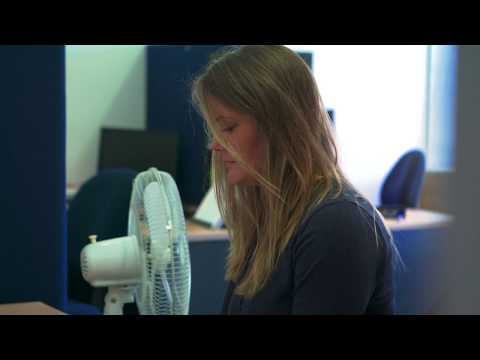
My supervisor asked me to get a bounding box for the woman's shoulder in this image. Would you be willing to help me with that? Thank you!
[302,186,372,224]
[291,186,392,255]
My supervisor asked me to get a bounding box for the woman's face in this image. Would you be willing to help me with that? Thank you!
[206,96,266,186]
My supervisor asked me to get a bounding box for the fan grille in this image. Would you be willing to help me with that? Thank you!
[129,169,191,315]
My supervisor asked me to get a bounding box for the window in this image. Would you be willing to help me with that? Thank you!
[286,45,428,204]
[425,45,458,171]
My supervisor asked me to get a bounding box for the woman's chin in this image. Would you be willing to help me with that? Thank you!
[226,170,247,186]
[227,175,243,186]
[227,173,256,187]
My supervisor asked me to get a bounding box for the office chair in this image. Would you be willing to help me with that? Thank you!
[66,168,138,315]
[379,149,426,210]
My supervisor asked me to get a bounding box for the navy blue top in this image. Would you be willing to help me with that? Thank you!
[222,186,396,314]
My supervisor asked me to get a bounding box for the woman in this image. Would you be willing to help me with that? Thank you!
[191,45,398,314]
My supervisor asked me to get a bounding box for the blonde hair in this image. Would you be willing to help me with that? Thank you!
[192,45,349,298]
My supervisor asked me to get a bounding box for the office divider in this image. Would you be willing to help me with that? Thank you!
[0,45,67,311]
[147,45,227,207]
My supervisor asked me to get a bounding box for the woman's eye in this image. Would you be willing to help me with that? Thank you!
[223,125,237,133]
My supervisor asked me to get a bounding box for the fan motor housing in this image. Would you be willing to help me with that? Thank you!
[80,235,142,287]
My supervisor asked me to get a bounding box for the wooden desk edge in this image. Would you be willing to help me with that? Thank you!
[0,302,66,315]
[187,221,229,242]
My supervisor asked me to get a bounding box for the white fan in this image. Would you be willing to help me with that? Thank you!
[80,168,191,315]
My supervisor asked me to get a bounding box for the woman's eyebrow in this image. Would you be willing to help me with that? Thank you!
[216,116,236,125]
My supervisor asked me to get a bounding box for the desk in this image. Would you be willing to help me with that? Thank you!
[187,209,453,241]
[386,210,452,315]
[384,208,452,231]
[70,191,450,236]
[187,221,229,242]
[0,302,66,315]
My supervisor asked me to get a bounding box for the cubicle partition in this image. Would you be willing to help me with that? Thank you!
[0,45,67,311]
[147,45,226,208]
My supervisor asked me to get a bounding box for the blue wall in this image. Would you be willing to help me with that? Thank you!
[147,45,226,207]
[0,46,67,310]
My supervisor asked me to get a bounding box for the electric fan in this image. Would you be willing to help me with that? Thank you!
[80,168,191,315]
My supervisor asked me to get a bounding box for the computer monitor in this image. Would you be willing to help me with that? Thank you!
[327,109,335,125]
[297,51,313,69]
[98,127,179,179]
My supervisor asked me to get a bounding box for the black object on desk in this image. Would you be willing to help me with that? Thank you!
[377,205,406,219]
[98,127,179,180]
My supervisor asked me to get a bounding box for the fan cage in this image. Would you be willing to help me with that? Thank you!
[129,168,191,315]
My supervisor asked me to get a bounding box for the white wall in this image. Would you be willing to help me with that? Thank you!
[66,45,146,187]
[287,45,428,204]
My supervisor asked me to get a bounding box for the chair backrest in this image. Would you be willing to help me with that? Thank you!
[380,150,426,208]
[67,168,137,305]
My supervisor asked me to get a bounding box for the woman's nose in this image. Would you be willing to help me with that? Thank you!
[211,139,223,152]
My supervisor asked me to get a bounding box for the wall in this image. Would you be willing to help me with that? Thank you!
[66,45,146,187]
[420,171,453,213]
[439,45,480,313]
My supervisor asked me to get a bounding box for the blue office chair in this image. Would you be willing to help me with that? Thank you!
[380,149,426,209]
[66,168,138,315]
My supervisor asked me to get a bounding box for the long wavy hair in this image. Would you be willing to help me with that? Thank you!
[192,45,350,298]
